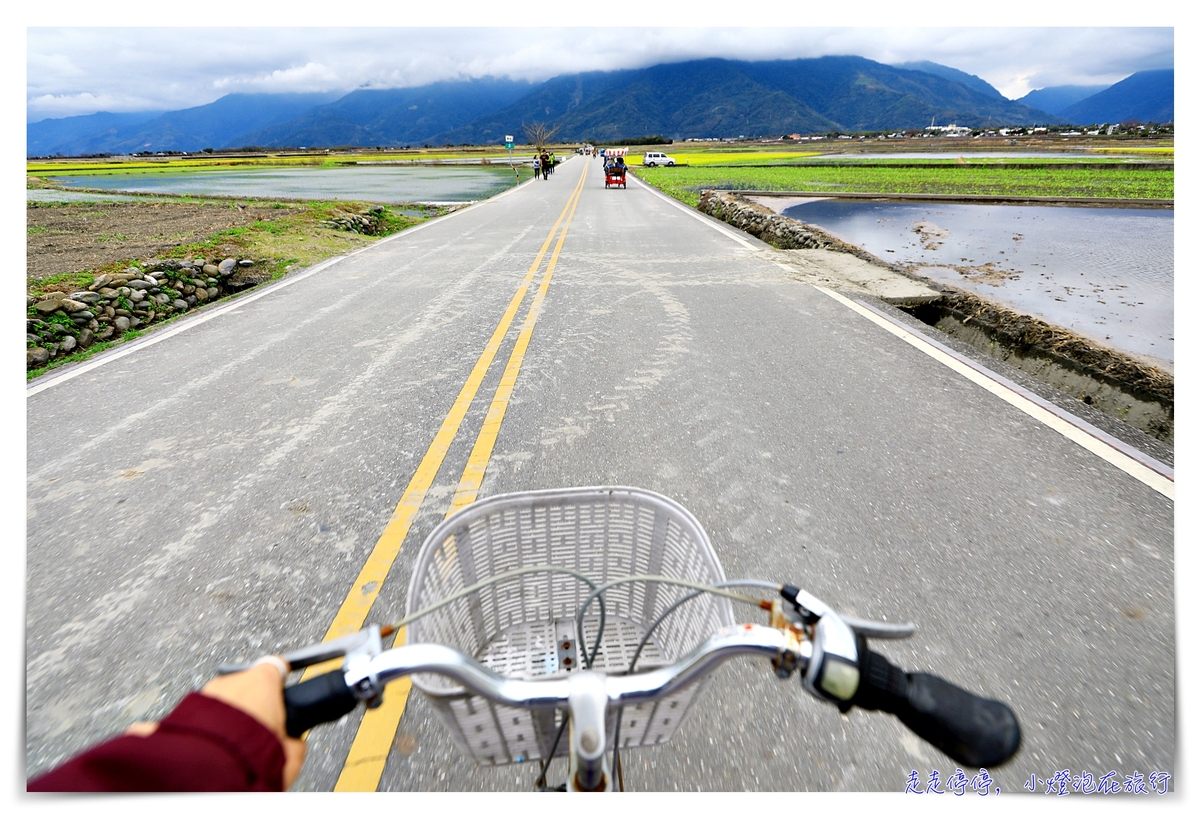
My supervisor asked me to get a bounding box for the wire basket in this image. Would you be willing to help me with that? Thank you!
[405,486,734,766]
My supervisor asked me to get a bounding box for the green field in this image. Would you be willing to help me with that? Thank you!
[623,149,824,166]
[612,140,1172,166]
[633,164,1174,206]
[26,148,522,176]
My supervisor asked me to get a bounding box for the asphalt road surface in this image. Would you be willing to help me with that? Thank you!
[26,156,1174,793]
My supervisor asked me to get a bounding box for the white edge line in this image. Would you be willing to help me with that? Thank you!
[625,175,1172,501]
[849,294,1174,482]
[25,191,502,397]
[816,286,1173,501]
[626,173,758,250]
[27,256,342,396]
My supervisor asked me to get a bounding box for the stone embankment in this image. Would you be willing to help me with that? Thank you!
[26,257,261,369]
[698,190,879,261]
[696,189,1174,444]
[321,205,386,234]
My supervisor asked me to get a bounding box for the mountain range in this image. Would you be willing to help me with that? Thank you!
[1056,69,1174,125]
[27,58,1173,157]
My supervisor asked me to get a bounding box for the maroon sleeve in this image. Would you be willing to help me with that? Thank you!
[28,692,286,792]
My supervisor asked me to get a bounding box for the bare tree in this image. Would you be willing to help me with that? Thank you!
[522,121,561,151]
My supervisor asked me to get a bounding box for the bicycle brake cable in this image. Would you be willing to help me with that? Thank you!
[576,575,774,671]
[608,578,781,790]
[381,565,604,632]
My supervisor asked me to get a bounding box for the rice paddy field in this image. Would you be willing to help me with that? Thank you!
[632,164,1173,206]
[26,148,520,177]
[628,149,825,165]
[614,138,1172,203]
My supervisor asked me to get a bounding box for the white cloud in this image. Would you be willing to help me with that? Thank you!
[27,91,166,120]
[27,51,87,81]
[214,61,346,93]
[25,24,1174,119]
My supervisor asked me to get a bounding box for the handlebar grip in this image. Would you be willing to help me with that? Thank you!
[284,671,359,738]
[853,648,1021,767]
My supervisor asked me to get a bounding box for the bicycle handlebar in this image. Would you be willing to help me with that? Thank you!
[853,647,1022,767]
[282,621,1020,768]
[284,623,790,736]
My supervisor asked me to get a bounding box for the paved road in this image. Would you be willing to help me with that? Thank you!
[26,156,1173,792]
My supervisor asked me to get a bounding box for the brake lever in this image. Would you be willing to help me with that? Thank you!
[776,584,916,711]
[217,625,385,675]
[841,615,916,640]
[779,584,914,639]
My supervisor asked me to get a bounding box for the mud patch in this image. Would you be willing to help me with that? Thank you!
[26,200,294,284]
[912,261,1018,287]
[911,220,948,251]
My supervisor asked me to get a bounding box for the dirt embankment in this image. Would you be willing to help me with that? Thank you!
[27,201,292,285]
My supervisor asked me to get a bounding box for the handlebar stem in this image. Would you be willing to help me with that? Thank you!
[568,672,611,791]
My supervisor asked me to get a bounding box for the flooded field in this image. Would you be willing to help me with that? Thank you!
[782,199,1174,371]
[44,164,525,204]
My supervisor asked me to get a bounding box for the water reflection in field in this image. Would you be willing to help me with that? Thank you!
[46,165,525,204]
[27,189,140,202]
[782,199,1174,371]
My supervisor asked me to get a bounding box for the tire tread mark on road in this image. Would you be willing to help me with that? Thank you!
[24,224,538,767]
[26,212,518,486]
[629,170,1172,499]
[329,162,590,792]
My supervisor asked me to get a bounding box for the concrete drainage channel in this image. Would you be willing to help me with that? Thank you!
[697,190,1173,446]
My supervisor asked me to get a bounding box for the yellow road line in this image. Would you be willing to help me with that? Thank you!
[327,162,588,791]
[300,165,585,681]
[332,627,413,791]
[450,167,587,512]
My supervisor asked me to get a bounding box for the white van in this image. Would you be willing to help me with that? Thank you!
[642,151,676,167]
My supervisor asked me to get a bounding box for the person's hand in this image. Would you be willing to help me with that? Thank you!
[125,659,307,789]
[200,660,307,787]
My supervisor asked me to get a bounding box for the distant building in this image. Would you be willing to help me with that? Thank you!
[925,120,971,137]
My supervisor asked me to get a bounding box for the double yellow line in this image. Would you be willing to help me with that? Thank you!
[307,162,588,792]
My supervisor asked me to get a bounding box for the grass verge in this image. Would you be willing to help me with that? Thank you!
[26,197,443,380]
[163,200,435,279]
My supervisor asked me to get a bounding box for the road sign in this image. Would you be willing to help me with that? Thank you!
[505,135,514,149]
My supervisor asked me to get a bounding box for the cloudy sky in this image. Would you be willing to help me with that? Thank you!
[22,7,1176,122]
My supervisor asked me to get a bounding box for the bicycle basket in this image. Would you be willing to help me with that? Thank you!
[405,486,734,766]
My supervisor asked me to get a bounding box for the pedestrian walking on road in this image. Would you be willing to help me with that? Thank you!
[540,152,551,180]
[533,155,541,180]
